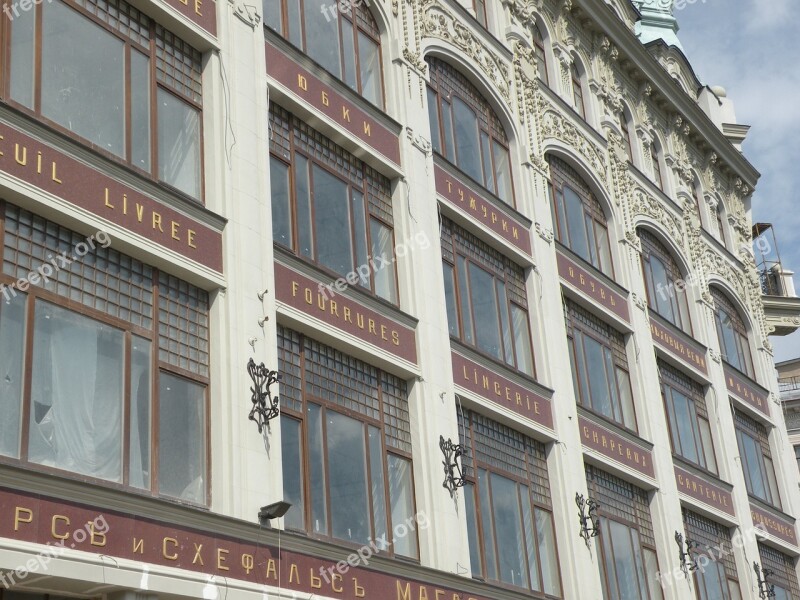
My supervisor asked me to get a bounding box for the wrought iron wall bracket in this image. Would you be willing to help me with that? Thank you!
[576,493,600,547]
[247,358,281,433]
[754,561,776,599]
[440,435,466,496]
[675,531,699,574]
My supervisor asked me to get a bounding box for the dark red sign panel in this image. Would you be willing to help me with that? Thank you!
[451,351,553,428]
[650,317,708,375]
[266,41,401,167]
[579,416,654,478]
[162,0,216,36]
[0,487,496,599]
[674,466,734,516]
[557,250,629,323]
[0,122,223,274]
[434,164,531,255]
[750,503,797,547]
[724,365,770,417]
[274,262,417,364]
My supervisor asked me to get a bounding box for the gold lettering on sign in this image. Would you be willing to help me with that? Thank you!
[51,515,70,540]
[133,538,144,554]
[14,507,32,531]
[162,537,178,560]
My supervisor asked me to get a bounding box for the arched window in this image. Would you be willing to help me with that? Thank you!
[533,25,549,85]
[571,62,585,119]
[711,287,755,378]
[427,58,515,205]
[639,229,691,334]
[650,142,663,190]
[266,0,384,109]
[548,155,614,277]
[619,111,633,163]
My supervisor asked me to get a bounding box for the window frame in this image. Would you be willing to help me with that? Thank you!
[0,201,211,505]
[533,25,549,85]
[711,288,755,379]
[650,142,664,190]
[277,327,419,557]
[1,0,204,201]
[734,409,781,509]
[683,509,741,600]
[268,104,399,304]
[620,111,633,163]
[266,0,385,109]
[639,229,693,335]
[571,62,586,119]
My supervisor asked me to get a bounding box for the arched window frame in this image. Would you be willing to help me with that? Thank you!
[649,139,664,191]
[533,24,549,85]
[619,109,634,164]
[426,58,516,206]
[715,198,728,248]
[691,175,705,229]
[548,155,614,278]
[265,0,385,109]
[710,287,755,379]
[639,229,692,335]
[571,60,586,120]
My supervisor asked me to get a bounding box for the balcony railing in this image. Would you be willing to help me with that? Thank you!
[781,377,800,393]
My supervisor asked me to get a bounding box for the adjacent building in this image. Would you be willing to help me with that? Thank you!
[1,0,800,598]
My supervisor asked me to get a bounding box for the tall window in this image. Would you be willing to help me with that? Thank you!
[620,111,633,163]
[426,58,515,205]
[473,0,487,26]
[715,201,727,246]
[682,510,742,600]
[0,203,209,504]
[441,219,534,375]
[759,543,800,600]
[650,143,663,190]
[6,0,203,199]
[711,288,755,378]
[586,466,663,600]
[566,300,635,431]
[277,327,418,557]
[533,26,549,85]
[639,229,692,334]
[659,361,717,473]
[265,0,384,108]
[269,104,398,303]
[460,410,561,596]
[548,155,614,277]
[571,62,585,119]
[734,409,781,508]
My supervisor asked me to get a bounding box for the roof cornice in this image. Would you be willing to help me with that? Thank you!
[577,0,761,187]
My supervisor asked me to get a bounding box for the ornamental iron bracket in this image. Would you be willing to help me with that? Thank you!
[754,562,776,599]
[440,435,466,496]
[247,358,280,433]
[675,531,699,575]
[576,493,600,547]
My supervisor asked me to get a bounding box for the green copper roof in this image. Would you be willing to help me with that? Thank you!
[632,0,683,50]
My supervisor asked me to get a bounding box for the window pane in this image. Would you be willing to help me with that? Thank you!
[699,418,718,474]
[727,580,742,600]
[304,0,342,77]
[742,434,767,500]
[496,283,514,365]
[697,561,727,600]
[428,88,442,154]
[452,98,483,182]
[129,336,151,490]
[9,3,36,108]
[457,257,474,344]
[563,187,591,262]
[270,157,293,247]
[0,292,26,458]
[469,263,503,360]
[608,520,640,600]
[308,403,328,533]
[535,509,561,596]
[30,301,124,483]
[764,456,781,508]
[478,469,498,581]
[131,51,152,172]
[157,89,201,198]
[42,1,125,157]
[491,473,528,588]
[443,263,460,337]
[327,411,370,544]
[286,0,302,46]
[464,484,483,577]
[521,488,542,592]
[673,391,700,464]
[358,32,383,109]
[651,258,676,323]
[352,192,369,287]
[616,368,636,430]
[388,454,417,558]
[295,156,314,258]
[342,20,358,90]
[480,132,495,192]
[583,336,614,420]
[370,219,398,303]
[158,372,206,503]
[493,141,513,205]
[512,304,534,376]
[368,426,388,550]
[264,0,282,32]
[643,548,663,600]
[281,416,305,530]
[313,166,353,276]
[441,99,456,160]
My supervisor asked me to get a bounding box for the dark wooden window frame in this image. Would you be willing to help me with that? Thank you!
[571,62,586,119]
[620,111,633,163]
[533,25,549,85]
[711,287,755,379]
[733,408,781,509]
[683,509,741,600]
[759,542,800,599]
[639,228,693,335]
[650,142,664,190]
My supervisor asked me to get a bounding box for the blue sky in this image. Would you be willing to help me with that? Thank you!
[674,0,800,363]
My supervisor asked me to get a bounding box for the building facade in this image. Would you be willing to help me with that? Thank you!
[1,0,800,598]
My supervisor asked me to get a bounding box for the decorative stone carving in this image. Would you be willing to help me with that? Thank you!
[230,0,261,28]
[535,222,554,243]
[406,127,432,156]
[632,293,648,312]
